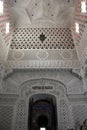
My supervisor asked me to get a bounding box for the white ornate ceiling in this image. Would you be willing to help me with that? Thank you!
[6,0,80,69]
[11,0,77,27]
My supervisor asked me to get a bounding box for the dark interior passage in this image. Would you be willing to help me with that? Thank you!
[28,94,58,130]
[38,115,48,127]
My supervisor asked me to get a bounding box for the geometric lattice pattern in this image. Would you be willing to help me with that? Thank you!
[72,105,87,127]
[59,99,69,130]
[15,100,26,130]
[0,106,13,130]
[10,28,75,49]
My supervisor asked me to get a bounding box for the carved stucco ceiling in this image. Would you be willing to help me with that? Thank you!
[11,0,77,27]
[6,0,80,69]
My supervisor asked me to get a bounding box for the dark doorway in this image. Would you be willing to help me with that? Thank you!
[37,115,48,127]
[28,94,58,130]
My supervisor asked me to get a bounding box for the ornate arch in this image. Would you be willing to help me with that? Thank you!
[15,78,71,130]
[18,78,67,97]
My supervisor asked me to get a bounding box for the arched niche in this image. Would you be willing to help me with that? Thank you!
[16,78,71,130]
[28,93,58,130]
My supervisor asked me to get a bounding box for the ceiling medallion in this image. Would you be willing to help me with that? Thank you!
[38,33,47,43]
[12,50,24,60]
[36,50,49,60]
[61,50,72,59]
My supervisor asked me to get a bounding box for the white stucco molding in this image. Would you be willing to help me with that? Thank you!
[7,59,80,69]
[18,78,67,98]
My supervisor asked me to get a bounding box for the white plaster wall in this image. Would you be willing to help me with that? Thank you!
[0,69,87,130]
[2,70,83,94]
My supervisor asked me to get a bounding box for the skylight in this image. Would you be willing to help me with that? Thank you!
[75,22,79,34]
[81,1,87,13]
[6,22,10,34]
[0,1,3,15]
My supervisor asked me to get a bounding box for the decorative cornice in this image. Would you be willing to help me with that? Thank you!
[7,59,80,69]
[3,68,83,80]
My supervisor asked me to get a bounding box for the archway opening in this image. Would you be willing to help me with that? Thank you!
[28,94,58,130]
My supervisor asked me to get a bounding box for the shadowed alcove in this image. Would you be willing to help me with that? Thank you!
[28,94,58,130]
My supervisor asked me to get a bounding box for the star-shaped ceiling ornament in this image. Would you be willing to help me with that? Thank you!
[38,33,47,43]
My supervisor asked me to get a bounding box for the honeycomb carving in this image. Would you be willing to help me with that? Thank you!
[60,99,69,130]
[15,100,26,130]
[10,28,75,49]
[0,106,13,130]
[72,104,87,128]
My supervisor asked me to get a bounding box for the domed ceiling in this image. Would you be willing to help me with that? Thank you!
[11,0,77,27]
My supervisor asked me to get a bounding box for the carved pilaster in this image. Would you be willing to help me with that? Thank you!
[14,99,27,130]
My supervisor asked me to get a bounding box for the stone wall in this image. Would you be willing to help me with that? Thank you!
[0,69,87,130]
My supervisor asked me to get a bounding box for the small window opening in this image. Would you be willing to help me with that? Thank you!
[0,1,3,15]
